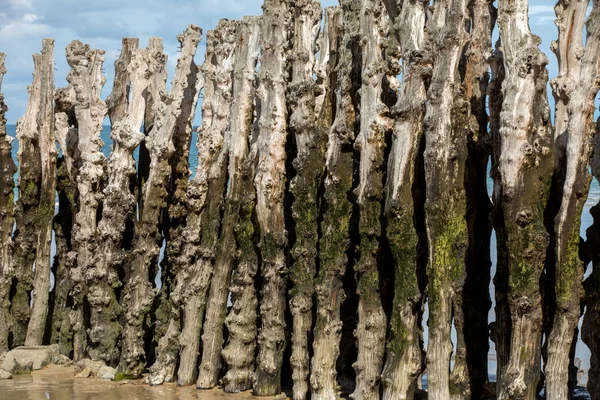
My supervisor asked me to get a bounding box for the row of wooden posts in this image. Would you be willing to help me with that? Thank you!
[1,0,600,399]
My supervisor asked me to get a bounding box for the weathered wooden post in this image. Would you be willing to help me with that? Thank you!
[252,0,292,395]
[584,138,600,400]
[452,1,496,398]
[0,53,16,352]
[219,16,261,393]
[51,80,78,356]
[118,24,202,378]
[66,41,109,361]
[283,1,323,399]
[547,2,600,399]
[379,0,430,398]
[494,0,554,398]
[198,15,260,390]
[309,6,358,399]
[350,0,392,398]
[146,36,202,386]
[10,39,58,347]
[166,21,232,387]
[24,39,57,347]
[421,0,470,398]
[90,44,153,366]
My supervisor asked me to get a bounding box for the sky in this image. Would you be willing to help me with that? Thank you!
[0,0,562,126]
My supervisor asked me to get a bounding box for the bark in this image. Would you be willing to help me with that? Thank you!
[118,24,202,378]
[452,1,495,398]
[350,1,392,399]
[253,1,292,395]
[422,0,470,398]
[309,6,356,400]
[379,1,430,398]
[547,2,600,399]
[0,53,16,352]
[50,85,78,356]
[90,46,152,366]
[197,16,260,390]
[583,136,600,400]
[282,2,323,399]
[146,37,202,386]
[495,1,554,398]
[25,39,57,347]
[10,40,57,348]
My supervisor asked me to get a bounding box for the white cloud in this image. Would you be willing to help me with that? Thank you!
[529,5,555,16]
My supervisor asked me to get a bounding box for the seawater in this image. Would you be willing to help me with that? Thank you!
[3,126,597,394]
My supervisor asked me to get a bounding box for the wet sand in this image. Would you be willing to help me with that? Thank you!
[0,365,289,400]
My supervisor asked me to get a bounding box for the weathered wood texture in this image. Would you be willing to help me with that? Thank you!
[0,1,599,398]
[253,0,292,395]
[308,8,350,400]
[351,0,391,398]
[198,16,260,390]
[66,41,109,361]
[380,0,429,398]
[0,53,16,352]
[495,0,554,399]
[119,24,203,378]
[24,39,57,347]
[285,2,322,399]
[584,135,600,400]
[546,2,600,400]
[422,0,470,398]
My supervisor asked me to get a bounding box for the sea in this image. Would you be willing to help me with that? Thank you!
[3,125,597,395]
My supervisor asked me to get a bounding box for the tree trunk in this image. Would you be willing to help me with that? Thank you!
[90,45,153,367]
[25,39,57,347]
[495,1,554,398]
[197,16,260,390]
[349,1,392,399]
[0,53,16,352]
[283,2,323,399]
[546,2,600,399]
[118,25,202,378]
[146,37,202,386]
[422,0,470,398]
[253,1,292,395]
[66,41,109,361]
[379,1,429,398]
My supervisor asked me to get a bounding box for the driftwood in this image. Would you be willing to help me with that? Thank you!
[0,0,599,399]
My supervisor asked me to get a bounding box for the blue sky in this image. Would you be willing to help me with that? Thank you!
[0,0,558,125]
